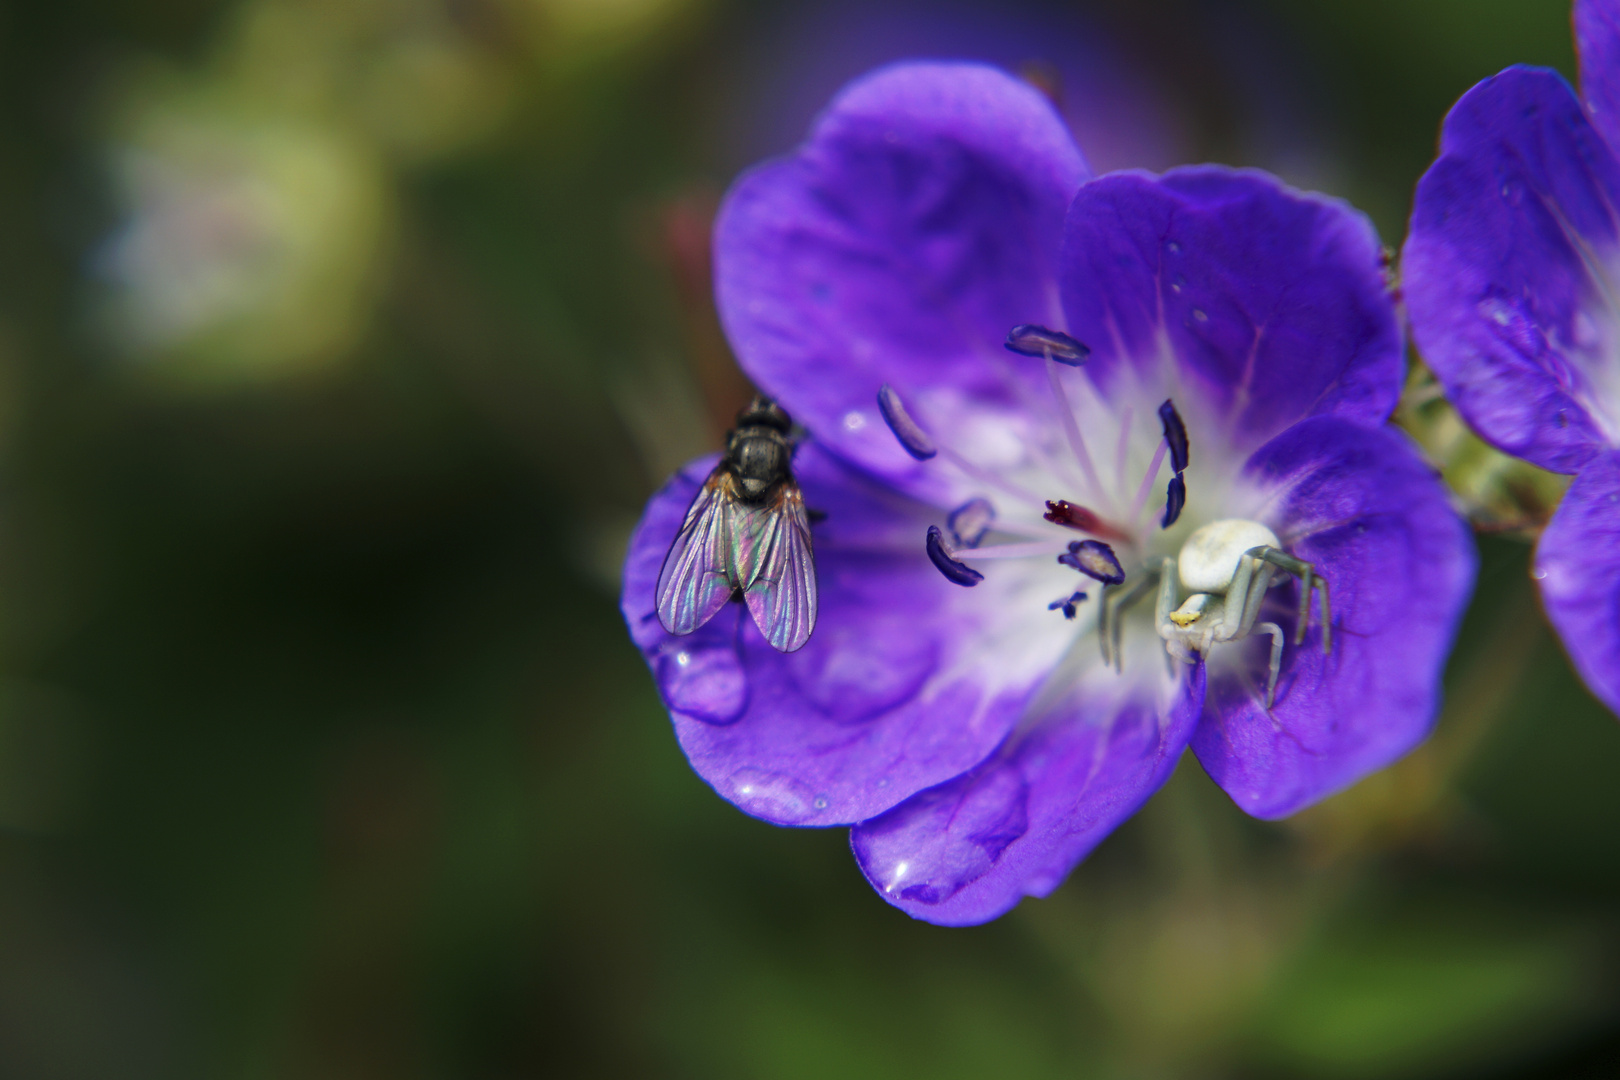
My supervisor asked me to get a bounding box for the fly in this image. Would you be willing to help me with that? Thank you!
[655,395,817,652]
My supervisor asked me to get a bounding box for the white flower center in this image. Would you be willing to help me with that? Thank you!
[877,327,1318,705]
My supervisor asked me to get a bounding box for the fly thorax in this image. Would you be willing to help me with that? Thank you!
[730,429,788,477]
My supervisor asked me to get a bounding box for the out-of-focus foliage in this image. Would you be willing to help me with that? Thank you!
[0,1,1616,1078]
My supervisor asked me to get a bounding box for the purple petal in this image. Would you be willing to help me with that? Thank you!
[1578,0,1620,154]
[714,62,1088,493]
[1192,417,1476,819]
[1535,448,1620,717]
[851,665,1204,926]
[622,442,1075,826]
[1060,167,1403,454]
[1403,66,1620,474]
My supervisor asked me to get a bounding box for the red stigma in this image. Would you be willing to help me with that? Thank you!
[1043,500,1134,544]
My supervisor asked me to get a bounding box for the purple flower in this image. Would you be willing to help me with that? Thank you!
[623,63,1475,924]
[1403,0,1620,716]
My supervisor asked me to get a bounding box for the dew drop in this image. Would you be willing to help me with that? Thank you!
[729,769,818,823]
[1192,308,1209,322]
[1477,296,1546,359]
[1167,241,1182,254]
[661,642,748,724]
[843,410,867,431]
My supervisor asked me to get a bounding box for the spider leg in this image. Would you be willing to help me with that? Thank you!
[1097,583,1114,667]
[1255,620,1285,708]
[1247,546,1331,654]
[1107,568,1160,674]
[1154,556,1178,630]
[1155,556,1180,678]
[1222,550,1256,639]
[1236,558,1277,639]
[1314,576,1332,655]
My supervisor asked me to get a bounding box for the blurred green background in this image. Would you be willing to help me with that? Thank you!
[0,0,1617,1077]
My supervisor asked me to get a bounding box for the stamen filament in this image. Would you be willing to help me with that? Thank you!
[1044,356,1109,508]
[951,539,1070,560]
[1114,405,1134,498]
[1128,437,1169,522]
[935,444,1045,505]
[874,383,1047,508]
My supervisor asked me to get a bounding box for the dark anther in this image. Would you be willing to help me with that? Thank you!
[1047,591,1089,620]
[1158,399,1189,474]
[877,384,937,460]
[926,525,984,586]
[947,497,995,549]
[1058,539,1125,586]
[1004,324,1090,365]
[1162,473,1186,528]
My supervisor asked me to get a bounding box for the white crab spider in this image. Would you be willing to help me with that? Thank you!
[1150,519,1332,709]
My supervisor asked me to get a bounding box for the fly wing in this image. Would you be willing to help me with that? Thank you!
[742,485,817,653]
[655,472,741,636]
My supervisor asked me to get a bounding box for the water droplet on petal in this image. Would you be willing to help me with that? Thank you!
[843,410,867,431]
[853,767,1029,905]
[1478,296,1548,361]
[1192,308,1209,322]
[728,768,819,823]
[660,641,748,723]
